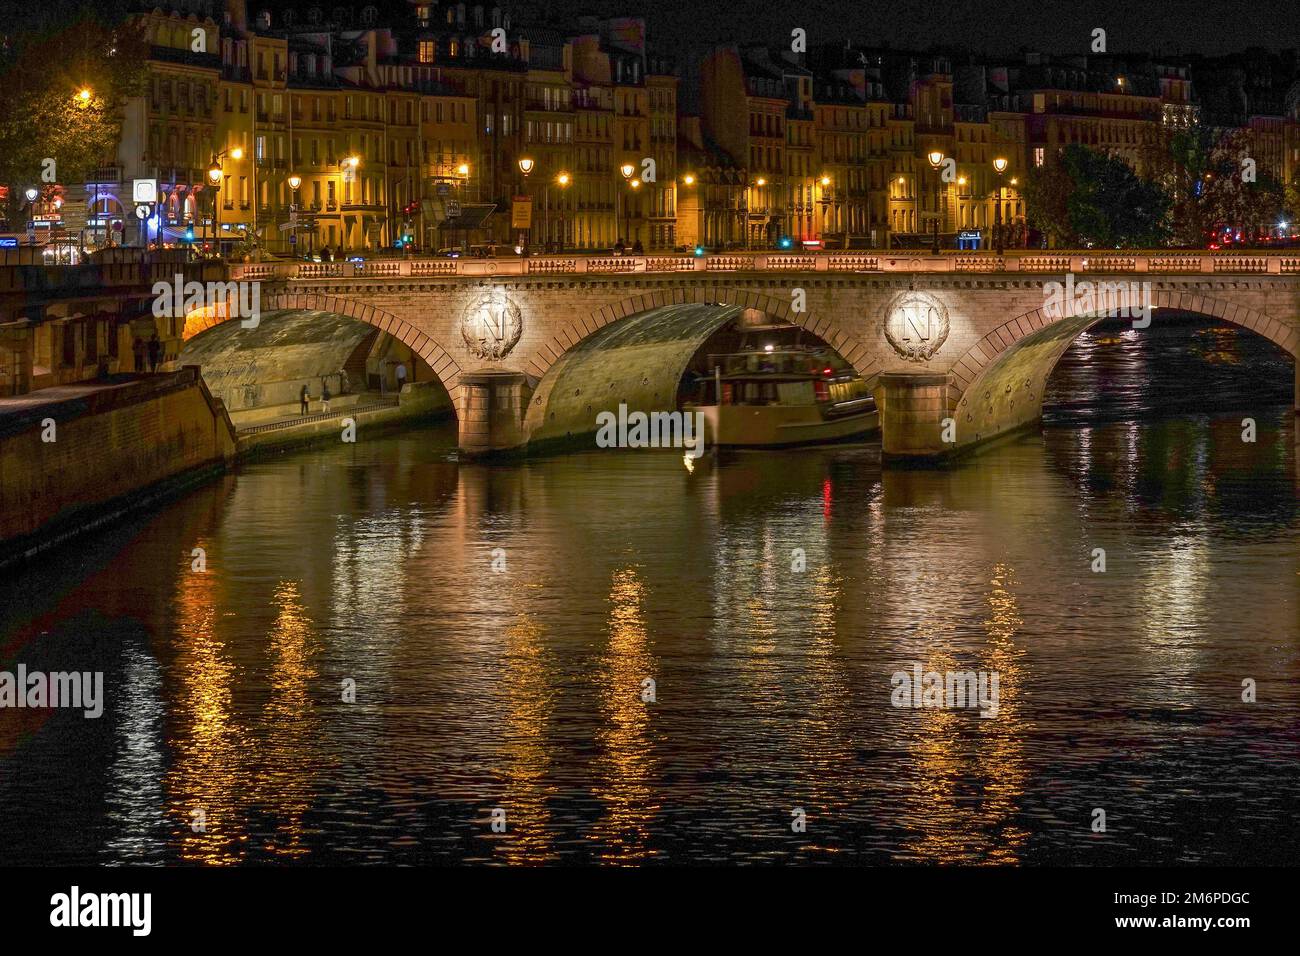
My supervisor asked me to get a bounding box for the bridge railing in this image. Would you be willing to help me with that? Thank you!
[223,250,1300,282]
[0,258,226,297]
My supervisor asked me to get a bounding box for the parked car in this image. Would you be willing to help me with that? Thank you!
[469,244,501,258]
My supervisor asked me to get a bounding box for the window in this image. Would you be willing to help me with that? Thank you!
[1034,147,1045,167]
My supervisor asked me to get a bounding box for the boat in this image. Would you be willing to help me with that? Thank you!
[683,345,879,448]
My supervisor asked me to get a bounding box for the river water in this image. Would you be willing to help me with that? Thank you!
[1,316,1297,865]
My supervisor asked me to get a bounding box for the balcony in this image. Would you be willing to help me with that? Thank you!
[87,166,123,185]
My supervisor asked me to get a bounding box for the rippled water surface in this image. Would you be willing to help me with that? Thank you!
[1,315,1298,865]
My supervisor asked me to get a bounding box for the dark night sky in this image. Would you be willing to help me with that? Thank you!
[553,0,1300,55]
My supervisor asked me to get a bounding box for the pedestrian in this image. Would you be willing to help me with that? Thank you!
[321,379,331,412]
[633,239,644,255]
[321,244,333,262]
[614,237,625,256]
[300,383,310,416]
[395,361,408,393]
[132,336,146,372]
[147,333,161,372]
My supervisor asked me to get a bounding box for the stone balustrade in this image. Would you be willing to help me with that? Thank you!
[225,249,1300,282]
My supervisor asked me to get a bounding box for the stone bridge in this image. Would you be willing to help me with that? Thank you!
[212,250,1300,459]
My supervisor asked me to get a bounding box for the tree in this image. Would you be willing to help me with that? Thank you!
[1024,144,1171,248]
[1159,125,1289,245]
[1159,125,1216,246]
[1285,175,1300,228]
[1021,158,1075,246]
[0,4,147,230]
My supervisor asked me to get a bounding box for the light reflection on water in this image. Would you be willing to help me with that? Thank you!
[0,315,1297,865]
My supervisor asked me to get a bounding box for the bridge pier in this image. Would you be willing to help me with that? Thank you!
[878,372,953,462]
[458,370,528,457]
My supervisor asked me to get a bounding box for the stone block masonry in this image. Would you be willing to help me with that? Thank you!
[0,368,238,567]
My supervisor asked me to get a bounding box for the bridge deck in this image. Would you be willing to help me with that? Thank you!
[228,249,1300,282]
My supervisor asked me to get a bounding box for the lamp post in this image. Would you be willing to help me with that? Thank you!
[517,157,534,255]
[628,177,642,250]
[555,171,570,252]
[206,163,222,254]
[206,146,243,258]
[927,149,946,255]
[1008,176,1020,249]
[992,157,1008,255]
[341,156,360,252]
[450,162,470,251]
[816,174,831,246]
[22,187,38,246]
[681,173,697,250]
[620,162,635,250]
[287,173,302,256]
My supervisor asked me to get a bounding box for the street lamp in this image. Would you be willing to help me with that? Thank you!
[517,157,534,255]
[620,163,635,249]
[340,157,360,250]
[555,172,570,250]
[927,149,946,254]
[23,187,39,245]
[992,157,1008,255]
[815,175,832,246]
[206,162,223,253]
[206,146,245,257]
[76,88,92,105]
[287,174,302,255]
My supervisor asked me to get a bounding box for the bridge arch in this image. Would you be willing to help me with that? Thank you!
[949,289,1299,448]
[524,284,878,385]
[184,291,465,407]
[521,284,876,447]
